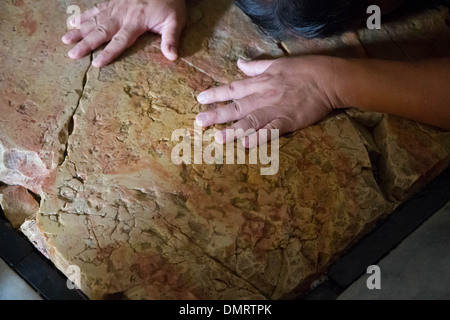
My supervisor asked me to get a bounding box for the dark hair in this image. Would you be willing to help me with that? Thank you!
[235,0,368,39]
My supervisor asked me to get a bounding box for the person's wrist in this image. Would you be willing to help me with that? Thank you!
[322,56,349,111]
[302,56,348,111]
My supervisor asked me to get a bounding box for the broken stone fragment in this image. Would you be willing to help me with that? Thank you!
[1,0,449,301]
[0,185,39,228]
[0,146,52,195]
[38,82,389,299]
[20,218,50,259]
[345,108,384,129]
[373,116,450,203]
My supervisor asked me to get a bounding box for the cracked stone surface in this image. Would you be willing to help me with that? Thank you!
[152,0,285,84]
[180,0,284,83]
[373,116,450,202]
[1,0,449,300]
[0,0,93,194]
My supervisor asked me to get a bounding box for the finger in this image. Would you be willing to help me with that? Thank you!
[242,117,292,148]
[160,20,184,61]
[214,107,277,144]
[93,25,145,67]
[63,6,106,44]
[66,2,109,30]
[62,27,85,44]
[62,29,81,45]
[196,94,262,127]
[78,2,109,24]
[196,77,266,105]
[237,59,277,77]
[65,10,112,46]
[68,19,119,60]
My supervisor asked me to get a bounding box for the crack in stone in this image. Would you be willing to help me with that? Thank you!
[270,247,285,298]
[60,53,93,166]
[85,214,124,293]
[147,43,221,85]
[179,57,222,84]
[158,214,270,300]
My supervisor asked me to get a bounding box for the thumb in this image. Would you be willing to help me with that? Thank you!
[237,58,277,76]
[160,21,184,61]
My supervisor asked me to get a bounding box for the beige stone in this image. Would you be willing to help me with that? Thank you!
[373,116,450,203]
[176,0,285,83]
[0,0,94,194]
[38,101,388,299]
[0,0,449,301]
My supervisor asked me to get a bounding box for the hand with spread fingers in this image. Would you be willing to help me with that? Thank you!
[195,56,341,149]
[60,0,450,142]
[195,55,450,148]
[62,0,187,67]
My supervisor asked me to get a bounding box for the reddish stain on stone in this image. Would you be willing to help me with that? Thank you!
[130,252,202,299]
[20,7,38,36]
[41,170,57,194]
[3,149,48,178]
[20,17,37,36]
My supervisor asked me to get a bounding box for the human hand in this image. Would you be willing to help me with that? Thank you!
[62,0,187,67]
[195,56,342,148]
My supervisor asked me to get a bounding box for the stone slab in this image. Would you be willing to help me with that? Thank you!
[0,0,449,300]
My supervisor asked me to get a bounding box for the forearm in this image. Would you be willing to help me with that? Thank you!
[332,57,450,130]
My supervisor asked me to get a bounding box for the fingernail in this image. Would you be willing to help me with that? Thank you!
[196,113,210,126]
[197,92,209,104]
[68,47,78,58]
[62,32,72,43]
[166,46,178,61]
[215,130,226,144]
[92,54,102,67]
